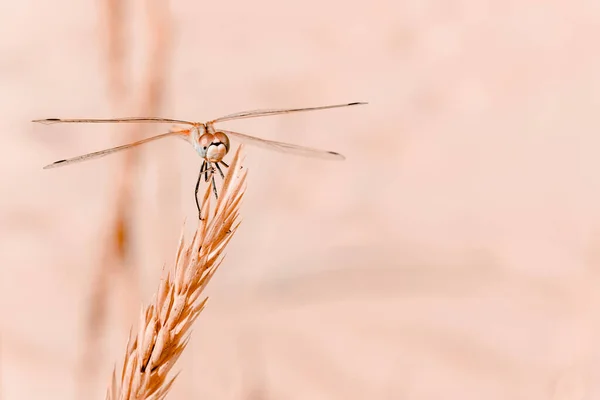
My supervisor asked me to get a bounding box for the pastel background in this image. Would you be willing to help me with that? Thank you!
[2,0,600,399]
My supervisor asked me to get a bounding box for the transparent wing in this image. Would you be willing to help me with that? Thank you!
[210,101,367,123]
[220,129,345,160]
[43,129,190,169]
[33,117,195,125]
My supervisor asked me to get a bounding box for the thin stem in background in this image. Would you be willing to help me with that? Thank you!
[77,0,173,396]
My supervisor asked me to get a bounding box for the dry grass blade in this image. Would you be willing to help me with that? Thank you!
[106,145,247,400]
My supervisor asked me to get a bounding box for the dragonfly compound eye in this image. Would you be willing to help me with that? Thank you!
[197,134,215,157]
[214,132,230,151]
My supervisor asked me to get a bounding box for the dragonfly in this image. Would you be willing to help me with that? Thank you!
[34,101,367,219]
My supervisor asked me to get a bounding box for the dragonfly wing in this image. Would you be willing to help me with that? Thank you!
[220,129,345,160]
[43,129,190,169]
[211,102,367,123]
[33,117,195,125]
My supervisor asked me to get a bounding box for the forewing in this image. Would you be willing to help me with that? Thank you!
[211,102,367,123]
[33,117,195,125]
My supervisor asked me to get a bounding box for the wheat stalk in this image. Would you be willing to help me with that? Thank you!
[106,145,247,400]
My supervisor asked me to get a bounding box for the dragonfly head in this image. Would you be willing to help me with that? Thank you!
[198,131,230,162]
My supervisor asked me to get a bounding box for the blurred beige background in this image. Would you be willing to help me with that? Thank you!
[3,0,600,399]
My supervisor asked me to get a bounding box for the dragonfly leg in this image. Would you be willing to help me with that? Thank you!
[195,161,207,220]
[204,162,210,182]
[211,173,219,200]
[220,160,229,168]
[203,162,219,199]
[215,162,225,179]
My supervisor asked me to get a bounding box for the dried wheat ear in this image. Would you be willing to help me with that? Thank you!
[106,145,247,400]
